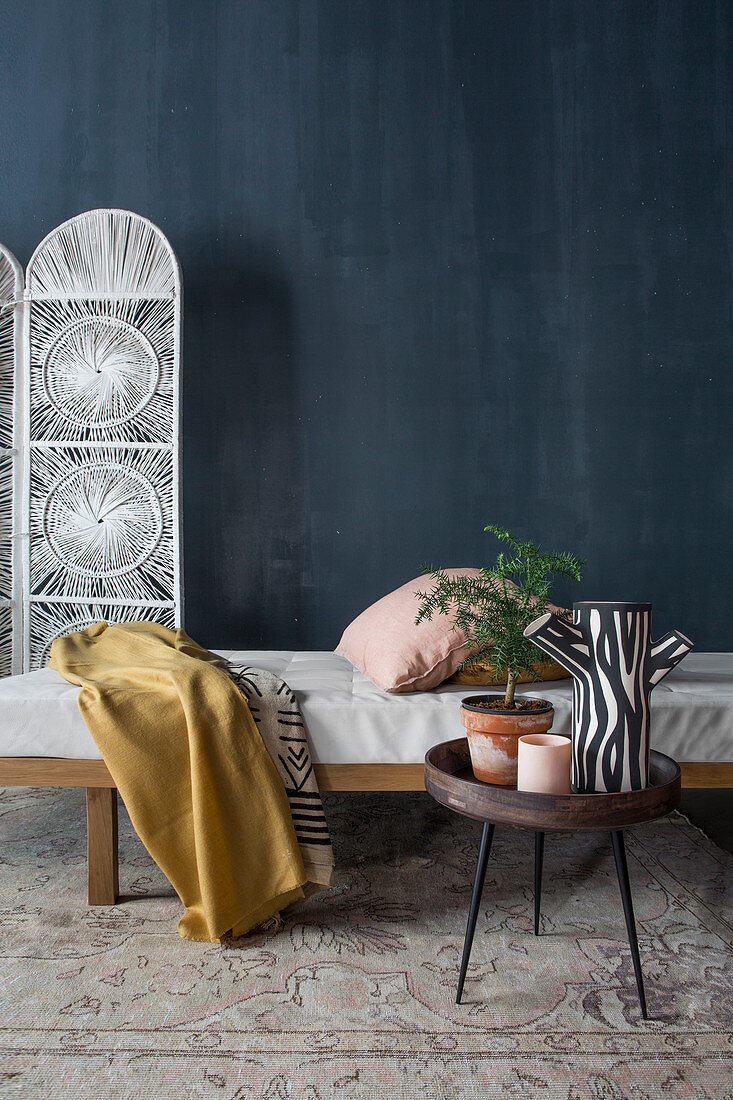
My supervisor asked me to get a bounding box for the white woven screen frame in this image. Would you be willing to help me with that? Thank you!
[15,209,183,670]
[0,245,22,674]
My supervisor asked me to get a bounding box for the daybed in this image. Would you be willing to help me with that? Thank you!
[1,650,731,906]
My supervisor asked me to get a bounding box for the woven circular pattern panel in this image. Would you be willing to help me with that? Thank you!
[43,316,159,428]
[32,602,178,667]
[42,463,163,578]
[2,210,182,671]
[0,245,22,673]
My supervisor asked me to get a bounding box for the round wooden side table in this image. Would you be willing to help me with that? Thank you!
[424,738,681,1018]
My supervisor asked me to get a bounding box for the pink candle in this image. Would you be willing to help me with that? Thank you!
[517,733,572,795]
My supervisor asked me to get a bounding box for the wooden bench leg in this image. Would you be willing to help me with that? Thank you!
[86,787,119,905]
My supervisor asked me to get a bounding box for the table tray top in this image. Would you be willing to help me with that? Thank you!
[425,738,681,831]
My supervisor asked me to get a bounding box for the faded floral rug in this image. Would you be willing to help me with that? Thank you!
[0,788,731,1100]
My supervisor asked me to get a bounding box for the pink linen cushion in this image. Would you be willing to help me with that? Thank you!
[335,569,483,693]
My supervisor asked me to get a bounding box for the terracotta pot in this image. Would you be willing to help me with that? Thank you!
[459,694,554,786]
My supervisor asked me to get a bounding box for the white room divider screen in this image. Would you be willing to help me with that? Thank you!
[0,245,22,674]
[0,210,182,673]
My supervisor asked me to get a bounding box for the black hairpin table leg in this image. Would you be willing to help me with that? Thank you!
[456,821,495,1004]
[534,831,545,935]
[611,829,648,1019]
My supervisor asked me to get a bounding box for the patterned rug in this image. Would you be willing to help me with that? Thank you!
[0,787,731,1099]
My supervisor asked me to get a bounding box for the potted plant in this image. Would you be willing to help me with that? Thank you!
[415,525,584,785]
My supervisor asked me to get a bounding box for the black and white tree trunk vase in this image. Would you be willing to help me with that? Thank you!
[524,603,693,793]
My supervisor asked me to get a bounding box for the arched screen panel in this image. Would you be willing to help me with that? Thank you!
[23,210,182,669]
[0,245,22,674]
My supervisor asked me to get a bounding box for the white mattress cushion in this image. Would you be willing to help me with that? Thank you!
[0,651,730,764]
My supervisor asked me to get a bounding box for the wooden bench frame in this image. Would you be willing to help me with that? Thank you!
[1,757,731,906]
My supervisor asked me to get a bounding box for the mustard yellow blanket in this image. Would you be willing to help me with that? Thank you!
[50,621,307,942]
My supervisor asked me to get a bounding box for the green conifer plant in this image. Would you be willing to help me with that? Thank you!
[415,525,584,707]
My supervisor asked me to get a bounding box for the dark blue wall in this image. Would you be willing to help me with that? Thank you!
[1,1,730,650]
